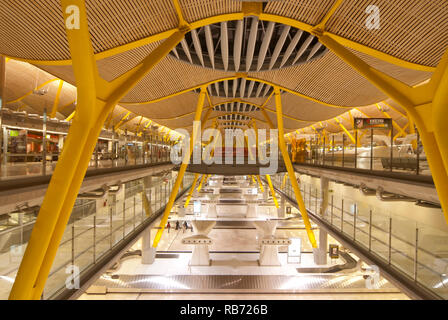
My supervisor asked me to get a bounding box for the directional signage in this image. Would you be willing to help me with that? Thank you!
[354,118,392,130]
[329,244,339,259]
[287,238,302,264]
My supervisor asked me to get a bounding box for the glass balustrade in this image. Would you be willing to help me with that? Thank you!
[273,172,448,299]
[0,172,194,299]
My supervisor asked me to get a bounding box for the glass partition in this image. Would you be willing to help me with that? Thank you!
[0,172,194,299]
[292,129,429,177]
[273,172,448,299]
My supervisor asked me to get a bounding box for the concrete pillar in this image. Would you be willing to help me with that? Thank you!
[185,220,216,266]
[277,196,286,218]
[320,177,330,216]
[263,188,269,201]
[253,221,282,266]
[141,228,156,264]
[246,203,257,218]
[313,229,328,265]
[178,205,186,217]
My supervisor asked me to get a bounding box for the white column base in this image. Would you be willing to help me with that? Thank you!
[207,204,217,218]
[313,230,328,265]
[141,228,156,265]
[259,245,281,266]
[246,204,257,218]
[190,244,211,266]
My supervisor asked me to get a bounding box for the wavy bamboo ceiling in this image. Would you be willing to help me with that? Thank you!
[0,0,446,134]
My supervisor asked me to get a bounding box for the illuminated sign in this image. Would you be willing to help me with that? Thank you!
[329,244,339,259]
[287,238,302,264]
[353,118,392,130]
[193,201,201,216]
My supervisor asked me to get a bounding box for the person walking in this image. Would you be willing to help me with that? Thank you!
[175,220,180,230]
[167,221,171,234]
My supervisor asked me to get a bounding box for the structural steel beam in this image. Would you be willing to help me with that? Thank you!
[311,9,448,224]
[50,80,64,118]
[9,0,187,300]
[275,88,317,248]
[256,175,264,192]
[266,174,279,208]
[9,11,435,74]
[152,86,207,248]
[334,118,356,144]
[197,174,206,191]
[121,75,356,110]
[184,173,199,208]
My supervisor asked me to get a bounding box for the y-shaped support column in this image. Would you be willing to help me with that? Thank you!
[9,1,187,300]
[275,88,317,249]
[152,87,207,248]
[310,0,448,224]
[266,174,279,208]
[184,173,200,208]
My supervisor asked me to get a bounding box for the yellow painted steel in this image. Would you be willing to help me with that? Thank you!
[10,11,434,73]
[142,183,153,217]
[135,116,144,132]
[122,75,355,110]
[334,118,356,144]
[393,124,409,140]
[184,173,200,208]
[197,174,206,191]
[251,175,256,184]
[314,0,344,32]
[10,1,107,299]
[275,88,317,248]
[65,110,76,121]
[172,0,189,29]
[59,99,76,111]
[381,101,407,118]
[376,103,408,138]
[50,80,64,118]
[281,173,288,189]
[114,111,131,131]
[152,86,207,248]
[10,0,186,300]
[6,78,59,104]
[266,175,279,208]
[314,28,448,224]
[256,175,264,192]
[408,114,417,151]
[152,99,317,124]
[104,106,116,128]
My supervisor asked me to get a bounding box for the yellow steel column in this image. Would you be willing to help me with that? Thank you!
[432,50,448,170]
[256,175,264,192]
[281,173,288,189]
[50,80,64,118]
[314,30,448,224]
[266,174,279,208]
[251,175,256,184]
[65,110,76,121]
[10,0,187,299]
[275,88,317,248]
[184,173,200,208]
[9,2,103,299]
[197,174,206,191]
[153,86,207,248]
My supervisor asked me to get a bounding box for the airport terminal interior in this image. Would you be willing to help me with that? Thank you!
[0,0,448,301]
